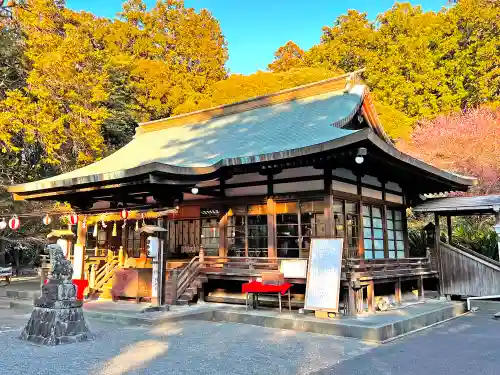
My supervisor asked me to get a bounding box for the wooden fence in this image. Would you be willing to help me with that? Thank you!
[440,241,500,297]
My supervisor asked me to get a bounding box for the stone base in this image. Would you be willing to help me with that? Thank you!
[20,306,94,346]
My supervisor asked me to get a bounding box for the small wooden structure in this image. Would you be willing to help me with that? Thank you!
[7,70,477,314]
[414,195,500,298]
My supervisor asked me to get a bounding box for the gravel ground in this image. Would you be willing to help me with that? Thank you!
[0,309,374,375]
[1,309,498,375]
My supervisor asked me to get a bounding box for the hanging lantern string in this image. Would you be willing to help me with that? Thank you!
[0,208,175,219]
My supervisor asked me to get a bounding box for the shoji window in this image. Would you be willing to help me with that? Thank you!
[363,205,384,259]
[387,209,405,258]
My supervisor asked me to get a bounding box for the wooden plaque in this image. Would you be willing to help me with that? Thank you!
[304,238,344,312]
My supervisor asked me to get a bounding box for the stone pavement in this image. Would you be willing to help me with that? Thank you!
[0,308,499,375]
[315,312,500,375]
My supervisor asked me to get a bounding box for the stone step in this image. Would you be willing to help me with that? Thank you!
[177,299,189,306]
[178,293,193,302]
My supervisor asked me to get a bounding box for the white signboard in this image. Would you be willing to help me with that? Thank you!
[279,259,308,279]
[304,238,344,312]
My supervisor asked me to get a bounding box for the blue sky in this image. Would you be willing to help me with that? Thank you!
[66,0,447,75]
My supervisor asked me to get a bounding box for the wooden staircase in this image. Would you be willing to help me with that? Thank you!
[165,256,208,305]
[90,256,120,298]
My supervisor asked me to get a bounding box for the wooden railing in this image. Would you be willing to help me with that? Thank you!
[350,257,433,280]
[202,256,310,273]
[174,256,202,299]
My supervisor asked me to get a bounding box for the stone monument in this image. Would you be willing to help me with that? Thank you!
[20,244,94,345]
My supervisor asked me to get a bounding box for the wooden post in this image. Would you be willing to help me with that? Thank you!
[118,246,125,267]
[348,284,357,317]
[356,175,364,261]
[218,209,228,257]
[418,276,425,301]
[434,213,444,296]
[267,197,277,259]
[171,269,179,305]
[89,264,96,289]
[446,215,452,244]
[367,280,375,313]
[73,218,87,280]
[324,167,333,237]
[395,278,402,305]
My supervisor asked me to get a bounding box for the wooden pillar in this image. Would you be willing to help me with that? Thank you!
[73,217,87,280]
[402,202,410,258]
[218,209,228,258]
[356,175,365,261]
[434,213,444,294]
[395,278,402,305]
[324,167,333,237]
[446,215,452,244]
[367,280,375,313]
[348,284,357,317]
[417,276,425,301]
[267,197,277,259]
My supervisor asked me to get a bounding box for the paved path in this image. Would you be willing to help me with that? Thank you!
[0,309,498,375]
[316,312,500,375]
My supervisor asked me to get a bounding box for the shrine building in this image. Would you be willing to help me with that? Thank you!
[8,69,476,314]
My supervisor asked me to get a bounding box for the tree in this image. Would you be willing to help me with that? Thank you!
[435,0,500,109]
[0,0,229,177]
[398,107,500,194]
[115,0,228,122]
[0,1,27,99]
[268,41,305,72]
[306,10,376,73]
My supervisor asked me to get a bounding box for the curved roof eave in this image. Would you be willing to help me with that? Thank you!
[8,129,371,194]
[366,131,477,188]
[8,128,476,195]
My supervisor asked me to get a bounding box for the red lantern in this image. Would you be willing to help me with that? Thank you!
[120,209,129,220]
[69,214,78,225]
[42,214,52,226]
[9,216,20,230]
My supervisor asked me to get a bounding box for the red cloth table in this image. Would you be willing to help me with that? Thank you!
[242,281,292,312]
